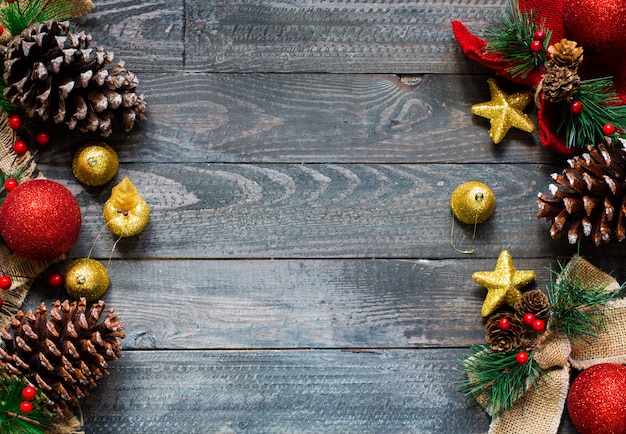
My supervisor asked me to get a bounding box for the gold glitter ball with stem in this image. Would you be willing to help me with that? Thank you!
[471,78,535,144]
[472,250,536,317]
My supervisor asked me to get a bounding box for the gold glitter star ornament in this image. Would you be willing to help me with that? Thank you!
[471,78,535,144]
[472,250,536,317]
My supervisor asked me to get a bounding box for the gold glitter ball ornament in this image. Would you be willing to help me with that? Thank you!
[450,181,496,224]
[471,78,535,144]
[103,177,150,237]
[72,142,119,186]
[472,250,536,317]
[64,258,110,301]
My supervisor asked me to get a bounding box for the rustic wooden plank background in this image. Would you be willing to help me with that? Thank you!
[19,0,626,432]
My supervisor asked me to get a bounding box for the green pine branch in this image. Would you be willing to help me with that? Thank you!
[0,0,72,36]
[557,77,626,148]
[458,345,545,418]
[483,0,551,78]
[0,374,54,434]
[546,261,622,340]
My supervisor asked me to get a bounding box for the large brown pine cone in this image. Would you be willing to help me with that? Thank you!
[0,298,125,415]
[541,64,581,103]
[3,20,146,137]
[537,138,626,246]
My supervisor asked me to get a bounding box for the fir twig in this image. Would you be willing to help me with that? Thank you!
[557,77,626,148]
[458,344,545,418]
[0,374,53,434]
[0,0,72,36]
[546,260,621,340]
[483,0,550,78]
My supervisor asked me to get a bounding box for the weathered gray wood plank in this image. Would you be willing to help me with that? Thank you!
[26,257,625,351]
[37,162,607,259]
[38,73,556,165]
[77,348,578,433]
[75,0,184,72]
[184,0,502,73]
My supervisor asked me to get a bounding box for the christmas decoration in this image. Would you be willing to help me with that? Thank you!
[460,255,626,434]
[72,141,119,186]
[537,137,626,246]
[568,363,626,434]
[3,20,146,137]
[0,374,54,433]
[0,298,125,415]
[103,176,150,237]
[470,78,535,144]
[0,178,82,261]
[64,258,109,301]
[485,312,523,352]
[452,0,626,154]
[450,181,496,224]
[471,250,536,317]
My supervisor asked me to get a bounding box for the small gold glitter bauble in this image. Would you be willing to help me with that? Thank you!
[64,258,110,301]
[72,142,119,186]
[103,177,150,237]
[450,181,496,224]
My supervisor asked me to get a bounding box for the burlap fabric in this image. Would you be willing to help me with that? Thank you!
[488,256,626,434]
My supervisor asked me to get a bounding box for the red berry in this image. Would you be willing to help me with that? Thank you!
[22,386,36,400]
[0,275,10,290]
[530,39,543,53]
[48,273,63,287]
[532,318,546,333]
[533,29,546,41]
[35,131,50,146]
[603,123,616,135]
[515,351,530,365]
[13,140,27,155]
[0,25,4,35]
[19,401,33,413]
[0,299,3,309]
[8,114,22,130]
[523,312,536,326]
[5,0,15,3]
[570,101,583,115]
[498,317,511,330]
[3,178,18,191]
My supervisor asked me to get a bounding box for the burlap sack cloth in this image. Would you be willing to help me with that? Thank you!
[488,255,626,434]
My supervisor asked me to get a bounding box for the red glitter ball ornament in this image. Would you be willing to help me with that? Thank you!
[0,179,81,260]
[568,363,626,434]
[562,0,626,54]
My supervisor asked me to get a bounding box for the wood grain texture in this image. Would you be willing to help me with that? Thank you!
[75,0,184,72]
[38,162,612,260]
[24,258,557,350]
[37,73,558,165]
[184,0,502,73]
[77,349,579,433]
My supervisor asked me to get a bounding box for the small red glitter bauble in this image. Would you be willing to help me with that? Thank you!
[0,179,81,260]
[568,363,626,434]
[562,0,626,54]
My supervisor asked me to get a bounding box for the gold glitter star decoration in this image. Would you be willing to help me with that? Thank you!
[471,78,535,144]
[472,250,536,317]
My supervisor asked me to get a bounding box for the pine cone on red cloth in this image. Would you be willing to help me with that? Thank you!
[0,298,125,415]
[3,20,146,137]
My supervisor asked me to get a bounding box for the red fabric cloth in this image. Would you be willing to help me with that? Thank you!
[452,0,626,157]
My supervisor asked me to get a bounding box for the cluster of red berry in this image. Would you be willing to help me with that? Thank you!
[529,29,546,54]
[497,312,547,365]
[19,385,36,413]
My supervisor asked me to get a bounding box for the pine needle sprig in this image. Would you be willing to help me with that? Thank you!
[545,261,621,341]
[0,0,72,36]
[0,374,54,434]
[557,77,626,148]
[483,0,551,78]
[458,344,545,418]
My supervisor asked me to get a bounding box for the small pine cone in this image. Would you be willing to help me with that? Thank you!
[548,39,584,70]
[541,64,581,103]
[537,138,626,246]
[3,20,146,137]
[0,298,125,414]
[514,290,550,320]
[485,312,523,352]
